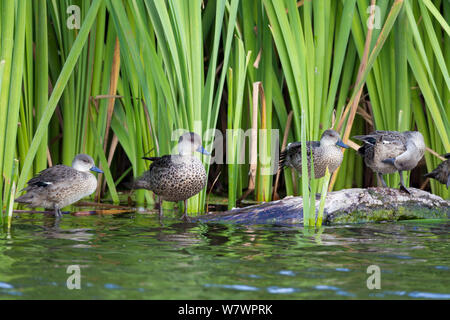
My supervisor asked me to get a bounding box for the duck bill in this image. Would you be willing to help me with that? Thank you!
[196,146,211,155]
[336,140,349,149]
[90,166,103,174]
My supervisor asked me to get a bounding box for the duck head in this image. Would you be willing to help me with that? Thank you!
[72,154,103,173]
[320,129,349,149]
[178,132,210,156]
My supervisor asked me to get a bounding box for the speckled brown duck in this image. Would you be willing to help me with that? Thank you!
[15,154,103,217]
[279,129,349,178]
[424,153,450,188]
[353,130,425,193]
[134,132,210,221]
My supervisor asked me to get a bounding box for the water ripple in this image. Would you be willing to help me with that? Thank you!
[204,284,260,291]
[267,286,298,294]
[0,282,13,289]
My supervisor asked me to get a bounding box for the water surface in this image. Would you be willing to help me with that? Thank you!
[0,209,449,299]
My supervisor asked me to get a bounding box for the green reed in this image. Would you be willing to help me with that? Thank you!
[1,0,448,225]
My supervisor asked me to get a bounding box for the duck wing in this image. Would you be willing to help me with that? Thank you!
[279,141,319,170]
[353,131,407,144]
[143,155,175,171]
[353,131,407,159]
[23,165,76,191]
[135,155,181,190]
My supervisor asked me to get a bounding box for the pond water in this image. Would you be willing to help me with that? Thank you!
[0,208,449,299]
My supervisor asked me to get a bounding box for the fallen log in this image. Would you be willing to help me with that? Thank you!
[197,188,449,225]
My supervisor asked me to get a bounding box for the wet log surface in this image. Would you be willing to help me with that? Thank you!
[196,188,449,226]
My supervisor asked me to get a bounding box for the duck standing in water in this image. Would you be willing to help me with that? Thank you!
[134,132,210,221]
[424,153,450,188]
[279,129,349,178]
[353,130,425,193]
[15,154,103,217]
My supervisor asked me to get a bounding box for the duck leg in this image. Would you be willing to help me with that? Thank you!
[158,197,163,220]
[398,171,411,194]
[54,208,62,218]
[181,199,190,222]
[377,173,388,188]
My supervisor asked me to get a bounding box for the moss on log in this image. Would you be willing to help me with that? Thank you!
[197,188,449,225]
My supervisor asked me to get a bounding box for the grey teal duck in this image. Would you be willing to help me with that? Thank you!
[353,130,425,193]
[279,129,349,179]
[15,154,103,217]
[424,153,450,188]
[134,132,209,221]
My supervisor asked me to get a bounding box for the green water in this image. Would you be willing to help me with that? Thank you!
[0,209,449,299]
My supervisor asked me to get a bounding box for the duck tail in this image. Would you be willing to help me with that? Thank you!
[122,181,135,190]
[142,157,160,162]
[423,171,435,179]
[15,193,34,204]
[132,178,147,190]
[353,135,376,145]
[278,149,288,172]
[353,135,376,157]
[132,171,153,190]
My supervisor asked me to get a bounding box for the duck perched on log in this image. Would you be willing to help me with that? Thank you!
[279,129,349,178]
[134,132,210,221]
[424,153,450,188]
[353,130,425,194]
[15,154,103,217]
